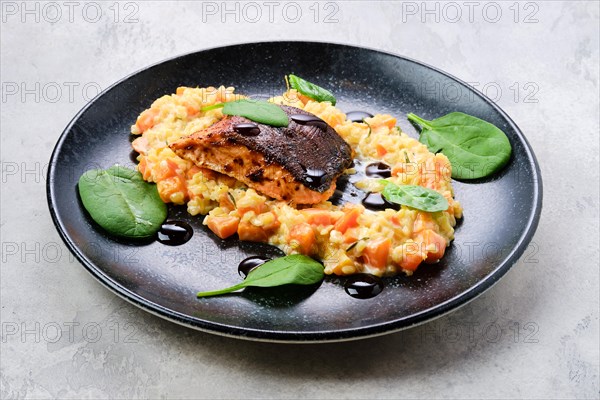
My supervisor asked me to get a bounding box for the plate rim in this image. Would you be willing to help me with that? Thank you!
[46,40,543,343]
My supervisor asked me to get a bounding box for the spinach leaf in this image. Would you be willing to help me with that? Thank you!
[201,100,289,127]
[380,180,449,212]
[287,74,337,105]
[196,254,324,297]
[200,103,226,111]
[78,165,167,239]
[407,112,512,179]
[223,99,289,127]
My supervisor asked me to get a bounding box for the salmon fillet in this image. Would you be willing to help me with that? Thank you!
[169,105,353,204]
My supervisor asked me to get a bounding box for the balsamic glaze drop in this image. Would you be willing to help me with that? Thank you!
[362,192,399,211]
[365,162,392,178]
[304,168,327,187]
[233,123,260,136]
[346,111,374,123]
[344,274,384,299]
[290,114,328,130]
[156,221,193,246]
[238,256,271,277]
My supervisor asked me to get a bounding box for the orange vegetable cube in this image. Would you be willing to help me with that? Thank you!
[157,176,186,204]
[206,216,240,239]
[413,212,436,233]
[343,228,359,244]
[395,242,424,272]
[421,229,447,264]
[138,157,151,181]
[135,109,158,133]
[237,220,269,242]
[289,223,316,256]
[333,207,361,233]
[363,237,391,270]
[302,208,336,226]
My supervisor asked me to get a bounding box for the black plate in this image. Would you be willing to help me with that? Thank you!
[47,42,542,342]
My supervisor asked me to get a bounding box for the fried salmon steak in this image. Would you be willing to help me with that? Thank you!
[170,105,353,204]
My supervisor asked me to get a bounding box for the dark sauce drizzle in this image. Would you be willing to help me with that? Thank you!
[238,256,271,277]
[344,274,384,299]
[156,221,193,246]
[365,162,392,178]
[290,114,328,130]
[346,111,374,123]
[233,123,260,136]
[362,192,399,211]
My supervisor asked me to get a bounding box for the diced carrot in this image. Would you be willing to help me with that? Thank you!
[237,220,269,242]
[413,212,436,233]
[236,191,268,215]
[206,216,239,239]
[421,229,447,264]
[131,137,149,154]
[176,87,185,96]
[400,252,423,272]
[237,203,267,216]
[157,176,186,203]
[289,223,316,256]
[297,93,312,104]
[184,102,199,117]
[166,158,181,172]
[138,157,151,181]
[333,207,361,234]
[379,115,397,129]
[219,193,235,211]
[363,237,391,270]
[376,144,388,156]
[366,115,397,130]
[154,159,180,182]
[343,228,359,244]
[302,208,336,226]
[258,211,280,231]
[135,109,158,133]
[397,243,423,272]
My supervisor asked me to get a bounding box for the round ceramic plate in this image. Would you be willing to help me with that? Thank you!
[47,41,542,342]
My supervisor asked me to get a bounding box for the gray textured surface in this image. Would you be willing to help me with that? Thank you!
[1,1,598,399]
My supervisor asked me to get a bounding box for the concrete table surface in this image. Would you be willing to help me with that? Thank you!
[1,1,598,399]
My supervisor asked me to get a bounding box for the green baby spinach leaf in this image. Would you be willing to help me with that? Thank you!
[196,254,324,297]
[224,99,289,127]
[200,103,226,111]
[287,74,337,105]
[407,112,512,179]
[78,165,167,239]
[201,100,289,127]
[380,180,449,213]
